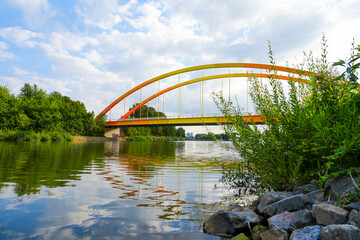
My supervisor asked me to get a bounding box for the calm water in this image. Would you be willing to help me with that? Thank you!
[0,141,239,240]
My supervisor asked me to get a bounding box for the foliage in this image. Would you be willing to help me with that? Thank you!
[214,38,360,190]
[0,130,73,141]
[123,103,184,138]
[0,84,105,140]
[195,132,229,141]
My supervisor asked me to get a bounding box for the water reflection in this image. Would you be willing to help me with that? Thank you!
[0,141,105,197]
[0,141,235,239]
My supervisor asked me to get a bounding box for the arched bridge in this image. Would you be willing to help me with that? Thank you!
[97,63,310,128]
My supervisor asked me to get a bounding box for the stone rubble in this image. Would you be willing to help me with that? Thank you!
[203,175,360,239]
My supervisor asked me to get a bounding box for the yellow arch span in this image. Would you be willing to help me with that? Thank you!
[96,63,311,119]
[121,73,309,119]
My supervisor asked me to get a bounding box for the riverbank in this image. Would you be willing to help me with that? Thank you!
[203,174,360,240]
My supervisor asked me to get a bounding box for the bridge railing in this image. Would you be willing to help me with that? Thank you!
[107,112,256,122]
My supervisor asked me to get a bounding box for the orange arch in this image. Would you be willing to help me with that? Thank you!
[121,73,309,119]
[96,63,310,119]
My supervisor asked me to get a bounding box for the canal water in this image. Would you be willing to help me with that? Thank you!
[0,141,239,239]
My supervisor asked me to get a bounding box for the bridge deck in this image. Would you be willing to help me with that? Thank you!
[105,115,262,127]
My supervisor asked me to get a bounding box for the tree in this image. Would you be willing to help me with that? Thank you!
[176,127,185,138]
[0,84,106,137]
[124,103,176,137]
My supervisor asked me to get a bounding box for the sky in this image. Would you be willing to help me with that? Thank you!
[0,0,360,134]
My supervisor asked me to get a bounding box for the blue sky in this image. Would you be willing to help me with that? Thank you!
[0,0,360,132]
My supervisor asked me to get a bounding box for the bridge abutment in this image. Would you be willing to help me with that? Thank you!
[105,127,124,138]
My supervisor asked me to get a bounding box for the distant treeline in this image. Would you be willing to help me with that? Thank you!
[193,132,230,141]
[0,84,105,140]
[122,104,185,139]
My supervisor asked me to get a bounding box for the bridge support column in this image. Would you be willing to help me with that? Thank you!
[105,127,123,138]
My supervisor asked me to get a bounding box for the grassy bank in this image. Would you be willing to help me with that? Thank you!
[0,130,73,141]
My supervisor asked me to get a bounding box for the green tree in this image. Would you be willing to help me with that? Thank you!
[176,127,185,138]
[124,103,176,137]
[0,84,105,138]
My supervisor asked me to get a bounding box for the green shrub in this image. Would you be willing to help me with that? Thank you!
[214,38,360,190]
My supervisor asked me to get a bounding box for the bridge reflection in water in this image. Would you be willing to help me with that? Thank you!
[100,141,238,221]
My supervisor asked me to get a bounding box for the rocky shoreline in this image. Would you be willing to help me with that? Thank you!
[203,175,360,239]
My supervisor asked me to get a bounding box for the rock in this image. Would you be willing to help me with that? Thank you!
[321,224,360,240]
[289,209,316,230]
[268,209,315,231]
[203,210,235,237]
[203,207,262,236]
[252,224,268,240]
[347,209,360,228]
[263,194,308,217]
[294,184,316,195]
[227,208,262,231]
[231,233,250,240]
[260,228,288,240]
[312,203,348,225]
[268,211,296,231]
[289,225,321,240]
[306,189,325,205]
[257,191,294,214]
[327,175,360,202]
[342,202,360,212]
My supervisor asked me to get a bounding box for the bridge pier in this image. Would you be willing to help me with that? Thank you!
[105,127,124,138]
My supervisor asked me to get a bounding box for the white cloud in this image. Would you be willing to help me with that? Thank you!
[2,67,72,96]
[75,0,137,30]
[48,31,98,53]
[7,0,55,29]
[0,41,16,61]
[0,27,44,48]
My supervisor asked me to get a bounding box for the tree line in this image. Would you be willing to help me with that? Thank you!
[0,83,105,140]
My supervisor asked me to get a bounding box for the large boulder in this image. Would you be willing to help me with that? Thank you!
[203,207,262,237]
[203,210,235,237]
[260,228,288,240]
[263,194,308,217]
[227,207,262,231]
[326,175,360,202]
[268,211,296,231]
[268,209,315,231]
[320,224,360,240]
[289,209,316,230]
[342,202,360,212]
[257,191,294,214]
[289,225,321,240]
[312,203,348,225]
[347,209,360,228]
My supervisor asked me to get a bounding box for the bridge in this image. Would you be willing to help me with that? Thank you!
[97,63,310,135]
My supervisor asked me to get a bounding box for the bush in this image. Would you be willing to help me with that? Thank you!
[214,38,360,190]
[38,132,51,141]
